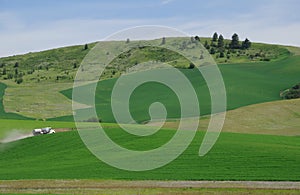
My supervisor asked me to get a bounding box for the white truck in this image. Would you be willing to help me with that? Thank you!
[32,127,55,136]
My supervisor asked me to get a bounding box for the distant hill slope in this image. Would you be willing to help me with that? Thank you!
[0,37,298,120]
[0,37,291,84]
[61,55,300,123]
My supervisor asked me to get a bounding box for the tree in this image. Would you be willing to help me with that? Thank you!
[161,37,166,45]
[16,77,23,84]
[14,62,19,68]
[230,33,240,49]
[212,32,218,42]
[84,44,88,50]
[210,47,216,54]
[219,51,225,58]
[241,38,251,49]
[217,34,224,48]
[2,68,6,75]
[189,63,195,69]
[126,38,130,43]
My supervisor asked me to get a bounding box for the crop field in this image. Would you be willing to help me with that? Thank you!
[2,81,75,119]
[0,39,299,194]
[0,119,77,141]
[61,54,300,123]
[0,129,299,181]
[0,82,29,120]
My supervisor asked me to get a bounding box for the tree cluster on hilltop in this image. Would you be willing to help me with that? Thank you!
[203,32,252,60]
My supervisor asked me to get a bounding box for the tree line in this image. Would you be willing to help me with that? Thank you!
[203,32,251,58]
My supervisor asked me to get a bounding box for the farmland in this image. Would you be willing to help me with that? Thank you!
[0,38,299,194]
[1,129,299,181]
[0,38,296,120]
[61,54,300,123]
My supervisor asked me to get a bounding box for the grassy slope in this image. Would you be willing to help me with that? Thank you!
[0,43,97,83]
[0,82,30,120]
[0,38,294,120]
[0,130,299,180]
[61,54,300,123]
[2,81,75,119]
[221,98,300,135]
[152,98,300,136]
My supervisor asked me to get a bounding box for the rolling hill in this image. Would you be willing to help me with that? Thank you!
[61,54,300,123]
[0,37,299,184]
[0,37,297,120]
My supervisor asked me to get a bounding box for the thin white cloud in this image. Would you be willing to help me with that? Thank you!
[0,18,149,57]
[177,2,300,47]
[161,0,174,5]
[0,2,299,57]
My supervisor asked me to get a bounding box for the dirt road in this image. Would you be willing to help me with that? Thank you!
[1,180,299,194]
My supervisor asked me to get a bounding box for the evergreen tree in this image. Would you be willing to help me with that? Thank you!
[14,62,19,68]
[230,33,240,49]
[210,47,216,54]
[189,63,195,69]
[219,51,225,58]
[217,34,224,48]
[84,44,88,50]
[212,32,218,42]
[241,38,251,49]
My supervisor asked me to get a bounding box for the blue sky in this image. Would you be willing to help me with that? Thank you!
[0,0,299,57]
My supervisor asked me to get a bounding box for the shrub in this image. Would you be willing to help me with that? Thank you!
[188,63,195,69]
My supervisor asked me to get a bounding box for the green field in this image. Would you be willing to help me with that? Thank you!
[0,38,300,187]
[0,119,77,140]
[0,130,299,181]
[60,54,300,123]
[0,38,297,120]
